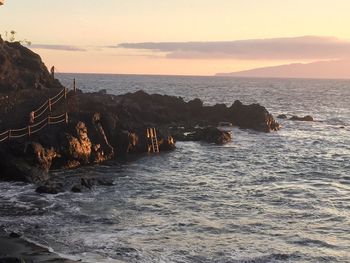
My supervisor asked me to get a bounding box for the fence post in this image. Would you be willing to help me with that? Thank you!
[73,78,76,93]
[8,130,11,140]
[65,112,68,124]
[28,126,31,136]
[29,111,35,124]
[48,98,52,112]
[64,87,67,99]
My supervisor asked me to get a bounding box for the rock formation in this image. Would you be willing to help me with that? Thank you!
[0,36,61,92]
[0,37,280,189]
[277,114,288,119]
[290,115,314,121]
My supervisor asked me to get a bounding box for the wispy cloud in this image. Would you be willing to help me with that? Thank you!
[30,44,86,52]
[117,36,350,60]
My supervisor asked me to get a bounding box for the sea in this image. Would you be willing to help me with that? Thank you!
[0,74,349,263]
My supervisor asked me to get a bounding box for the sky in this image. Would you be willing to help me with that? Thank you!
[1,0,350,76]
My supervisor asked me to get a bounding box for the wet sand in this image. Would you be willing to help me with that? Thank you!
[0,229,79,263]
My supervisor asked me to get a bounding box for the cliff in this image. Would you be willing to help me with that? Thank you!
[0,36,61,92]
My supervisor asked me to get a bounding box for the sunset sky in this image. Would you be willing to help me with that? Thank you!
[1,0,350,76]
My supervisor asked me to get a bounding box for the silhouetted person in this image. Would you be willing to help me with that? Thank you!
[50,66,55,78]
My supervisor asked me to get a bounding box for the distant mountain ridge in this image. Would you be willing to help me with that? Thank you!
[216,60,350,79]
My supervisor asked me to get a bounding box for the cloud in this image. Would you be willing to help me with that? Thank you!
[30,44,86,52]
[117,36,350,60]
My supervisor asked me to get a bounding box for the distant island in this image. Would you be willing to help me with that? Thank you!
[216,59,350,79]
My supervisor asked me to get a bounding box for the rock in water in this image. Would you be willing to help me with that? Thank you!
[229,100,280,132]
[35,185,64,195]
[290,115,314,121]
[186,127,232,145]
[277,114,288,119]
[9,232,21,238]
[0,142,57,183]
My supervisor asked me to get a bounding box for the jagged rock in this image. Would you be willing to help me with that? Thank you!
[185,127,232,145]
[62,122,92,164]
[277,114,288,119]
[98,89,107,95]
[158,135,176,151]
[35,184,64,194]
[187,98,203,114]
[25,142,57,172]
[0,36,61,92]
[0,142,57,183]
[71,185,82,193]
[91,112,114,160]
[96,178,114,186]
[35,176,113,194]
[229,100,280,132]
[81,178,93,189]
[64,134,90,163]
[64,160,80,169]
[91,144,105,163]
[110,91,279,132]
[112,129,139,156]
[290,115,314,121]
[9,232,21,238]
[71,178,96,192]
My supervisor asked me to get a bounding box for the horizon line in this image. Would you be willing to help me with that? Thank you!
[56,72,350,81]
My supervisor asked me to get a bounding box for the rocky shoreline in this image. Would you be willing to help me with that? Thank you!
[0,88,280,192]
[0,36,281,194]
[0,35,285,261]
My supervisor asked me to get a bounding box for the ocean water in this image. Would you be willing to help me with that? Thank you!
[1,74,350,263]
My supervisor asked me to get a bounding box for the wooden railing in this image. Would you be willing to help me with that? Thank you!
[0,86,72,142]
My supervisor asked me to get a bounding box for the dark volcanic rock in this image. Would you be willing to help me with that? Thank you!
[0,142,57,183]
[97,178,114,186]
[25,142,57,172]
[71,178,98,192]
[36,184,64,195]
[112,129,139,156]
[0,36,61,92]
[0,40,281,187]
[35,175,114,194]
[290,115,314,121]
[71,185,82,193]
[158,135,176,151]
[62,121,92,165]
[8,232,21,238]
[277,114,288,119]
[229,100,280,132]
[183,127,232,145]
